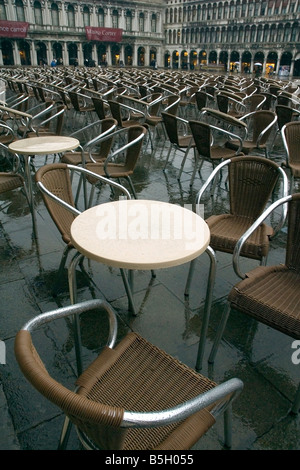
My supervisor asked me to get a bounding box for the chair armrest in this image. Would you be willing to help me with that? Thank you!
[116,97,147,119]
[103,128,146,174]
[18,299,118,350]
[35,105,66,135]
[196,160,231,205]
[122,377,244,427]
[68,164,131,200]
[209,123,244,153]
[233,192,291,279]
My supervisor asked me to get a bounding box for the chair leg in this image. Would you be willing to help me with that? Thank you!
[58,415,73,450]
[190,154,201,187]
[195,246,217,371]
[291,382,300,415]
[52,245,73,295]
[120,268,137,315]
[68,251,85,376]
[163,144,173,171]
[208,302,231,364]
[126,176,138,199]
[184,258,196,297]
[224,405,233,448]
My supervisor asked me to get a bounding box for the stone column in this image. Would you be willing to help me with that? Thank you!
[78,42,84,65]
[13,41,20,65]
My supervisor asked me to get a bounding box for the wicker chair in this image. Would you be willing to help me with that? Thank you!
[187,119,245,187]
[225,109,277,158]
[208,193,300,415]
[35,163,133,303]
[24,101,67,138]
[161,112,197,181]
[14,298,244,450]
[68,90,95,127]
[60,118,117,167]
[270,105,300,153]
[184,157,289,351]
[85,125,147,200]
[281,121,300,192]
[216,92,246,119]
[0,154,35,235]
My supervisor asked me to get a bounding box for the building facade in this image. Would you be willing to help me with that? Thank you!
[0,0,164,67]
[164,0,300,77]
[0,0,299,77]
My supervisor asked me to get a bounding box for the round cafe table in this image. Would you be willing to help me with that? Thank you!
[9,136,79,238]
[68,199,215,374]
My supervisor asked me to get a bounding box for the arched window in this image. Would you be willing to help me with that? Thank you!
[139,13,144,32]
[98,8,104,27]
[277,24,284,42]
[283,24,291,42]
[125,11,132,31]
[221,27,226,42]
[238,26,243,42]
[241,1,247,17]
[51,3,59,27]
[224,3,228,18]
[177,29,181,44]
[212,3,217,19]
[192,6,197,20]
[263,25,269,42]
[232,26,238,42]
[34,1,43,25]
[112,9,118,28]
[254,1,260,16]
[260,1,267,15]
[186,29,190,44]
[250,25,256,42]
[191,28,195,43]
[218,4,222,19]
[291,22,299,41]
[244,26,250,42]
[16,0,25,21]
[257,24,263,42]
[178,7,182,22]
[0,0,7,20]
[151,14,157,33]
[174,8,177,23]
[83,6,90,27]
[270,24,277,42]
[67,5,75,28]
[172,30,176,44]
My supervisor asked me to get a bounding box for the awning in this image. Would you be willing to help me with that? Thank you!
[85,27,122,43]
[0,20,29,38]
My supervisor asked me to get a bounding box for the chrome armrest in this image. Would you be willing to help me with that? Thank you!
[233,193,291,279]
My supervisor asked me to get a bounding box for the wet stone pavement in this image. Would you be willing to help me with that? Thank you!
[0,118,299,451]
